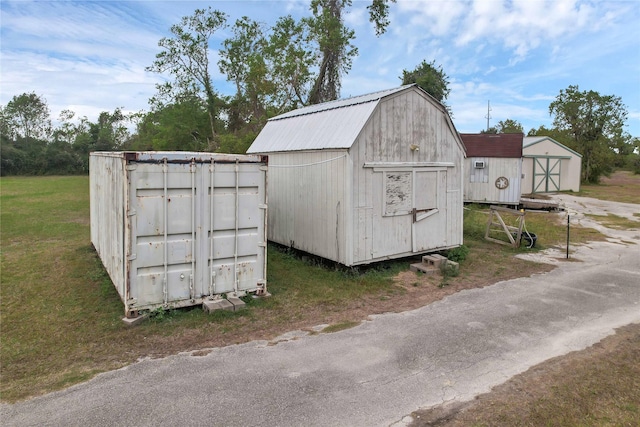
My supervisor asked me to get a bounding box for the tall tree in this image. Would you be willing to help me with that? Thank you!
[306,0,357,104]
[549,85,629,183]
[401,60,450,104]
[265,15,315,112]
[219,16,272,131]
[146,7,227,150]
[1,92,51,141]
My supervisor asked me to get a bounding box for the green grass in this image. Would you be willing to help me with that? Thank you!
[0,176,401,402]
[585,213,640,230]
[0,176,614,403]
[463,204,604,251]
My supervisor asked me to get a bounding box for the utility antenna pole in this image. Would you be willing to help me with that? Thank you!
[485,100,492,131]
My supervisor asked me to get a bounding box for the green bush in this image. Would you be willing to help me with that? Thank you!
[446,244,469,263]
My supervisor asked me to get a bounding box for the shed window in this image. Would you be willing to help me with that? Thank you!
[384,171,412,216]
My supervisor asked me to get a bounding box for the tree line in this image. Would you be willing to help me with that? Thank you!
[1,2,638,182]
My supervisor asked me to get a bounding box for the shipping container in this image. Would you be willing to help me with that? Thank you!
[90,152,268,317]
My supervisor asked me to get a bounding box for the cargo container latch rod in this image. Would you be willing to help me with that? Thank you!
[209,159,216,299]
[233,159,240,296]
[190,158,196,302]
[162,157,169,306]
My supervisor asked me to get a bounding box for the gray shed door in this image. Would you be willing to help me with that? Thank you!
[374,168,447,258]
[412,169,446,252]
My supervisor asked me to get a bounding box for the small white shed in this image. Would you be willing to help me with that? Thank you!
[460,133,523,206]
[247,84,465,266]
[522,136,582,193]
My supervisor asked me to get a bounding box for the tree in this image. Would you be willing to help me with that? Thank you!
[488,119,524,134]
[264,15,315,112]
[367,0,397,36]
[219,16,272,131]
[401,60,450,104]
[527,125,573,147]
[146,7,227,150]
[306,0,358,104]
[1,92,51,141]
[549,85,629,183]
[131,97,210,151]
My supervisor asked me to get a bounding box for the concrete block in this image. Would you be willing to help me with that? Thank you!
[121,314,148,327]
[203,299,234,314]
[410,263,439,275]
[227,296,246,311]
[422,254,447,268]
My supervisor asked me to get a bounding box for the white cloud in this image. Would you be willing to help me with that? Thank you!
[1,0,638,138]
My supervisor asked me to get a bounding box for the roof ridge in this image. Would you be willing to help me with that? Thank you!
[269,84,416,121]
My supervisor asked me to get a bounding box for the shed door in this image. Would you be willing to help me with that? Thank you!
[412,169,446,252]
[532,157,561,193]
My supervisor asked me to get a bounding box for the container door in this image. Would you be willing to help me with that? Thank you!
[206,161,267,296]
[412,169,447,252]
[128,161,198,308]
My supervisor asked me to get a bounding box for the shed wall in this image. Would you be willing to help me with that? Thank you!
[350,90,464,264]
[265,150,349,264]
[464,157,522,205]
[522,140,582,193]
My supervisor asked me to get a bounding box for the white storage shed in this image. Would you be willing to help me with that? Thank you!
[522,136,583,193]
[247,84,465,266]
[460,133,523,206]
[90,151,268,317]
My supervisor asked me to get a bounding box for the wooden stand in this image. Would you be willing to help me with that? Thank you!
[485,205,525,248]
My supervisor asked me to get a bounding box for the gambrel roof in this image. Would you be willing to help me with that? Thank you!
[247,84,450,154]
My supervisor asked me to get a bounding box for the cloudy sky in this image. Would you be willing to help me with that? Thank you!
[1,0,639,136]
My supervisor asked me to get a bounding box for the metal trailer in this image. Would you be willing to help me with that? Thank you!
[90,151,268,318]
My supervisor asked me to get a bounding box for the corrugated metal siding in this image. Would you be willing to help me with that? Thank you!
[90,154,126,299]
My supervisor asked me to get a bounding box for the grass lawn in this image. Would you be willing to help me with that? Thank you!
[0,172,635,420]
[577,170,640,204]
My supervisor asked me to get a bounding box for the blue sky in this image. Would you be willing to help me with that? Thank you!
[1,0,639,137]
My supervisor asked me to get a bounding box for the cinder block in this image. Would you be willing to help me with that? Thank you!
[121,314,148,327]
[227,296,246,311]
[203,299,234,314]
[422,254,447,268]
[410,263,439,275]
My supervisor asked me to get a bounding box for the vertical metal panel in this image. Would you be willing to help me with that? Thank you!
[266,150,348,264]
[464,157,522,205]
[90,152,267,316]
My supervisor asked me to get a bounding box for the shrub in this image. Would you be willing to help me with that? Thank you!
[446,244,469,263]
